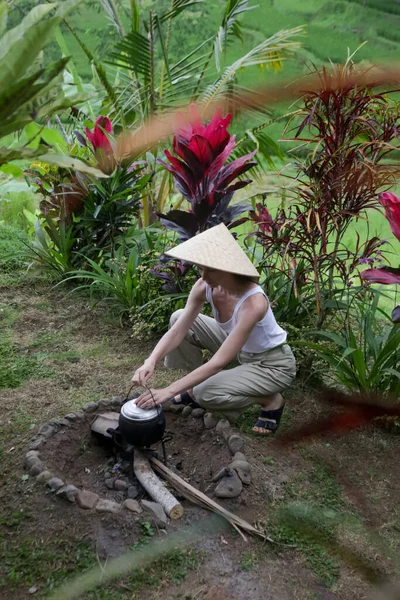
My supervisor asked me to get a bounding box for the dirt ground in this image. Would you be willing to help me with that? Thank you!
[1,282,400,599]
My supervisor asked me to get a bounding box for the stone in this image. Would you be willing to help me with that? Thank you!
[59,418,71,427]
[83,402,98,412]
[212,467,230,483]
[28,586,38,594]
[228,434,245,455]
[104,471,112,480]
[114,479,128,491]
[76,490,99,510]
[25,450,40,459]
[96,499,121,514]
[215,419,232,440]
[29,461,46,477]
[214,471,243,498]
[29,437,45,451]
[127,484,140,499]
[56,484,78,503]
[38,424,56,438]
[91,412,120,438]
[74,411,85,419]
[233,452,247,463]
[192,408,205,419]
[99,399,111,407]
[36,470,53,483]
[236,468,251,485]
[47,477,65,491]
[141,500,167,527]
[105,478,115,490]
[25,454,41,470]
[123,499,142,513]
[204,412,218,429]
[65,413,77,421]
[228,460,251,474]
[169,404,184,414]
[111,396,123,406]
[181,405,193,417]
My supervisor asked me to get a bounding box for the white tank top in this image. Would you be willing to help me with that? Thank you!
[205,284,287,353]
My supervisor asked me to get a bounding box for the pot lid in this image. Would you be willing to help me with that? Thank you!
[121,398,159,422]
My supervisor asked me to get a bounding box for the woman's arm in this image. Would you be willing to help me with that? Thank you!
[137,294,268,407]
[131,279,206,385]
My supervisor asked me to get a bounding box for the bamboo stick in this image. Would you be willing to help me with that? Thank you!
[150,457,269,541]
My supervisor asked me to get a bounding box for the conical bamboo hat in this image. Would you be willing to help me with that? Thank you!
[165,223,260,278]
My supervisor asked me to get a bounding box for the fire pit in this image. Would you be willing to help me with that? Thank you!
[22,395,253,526]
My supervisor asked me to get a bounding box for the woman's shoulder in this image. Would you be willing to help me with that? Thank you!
[239,288,269,320]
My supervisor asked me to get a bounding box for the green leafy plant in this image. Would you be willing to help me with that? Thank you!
[299,292,400,395]
[0,1,104,177]
[62,244,173,319]
[13,211,77,280]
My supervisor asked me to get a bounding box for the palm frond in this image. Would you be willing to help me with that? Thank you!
[233,126,285,174]
[63,19,122,120]
[215,0,255,70]
[160,0,204,23]
[99,0,125,38]
[107,31,151,80]
[201,26,305,107]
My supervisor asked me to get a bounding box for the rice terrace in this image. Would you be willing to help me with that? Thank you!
[1,1,400,599]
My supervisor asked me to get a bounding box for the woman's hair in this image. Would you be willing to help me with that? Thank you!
[234,273,257,283]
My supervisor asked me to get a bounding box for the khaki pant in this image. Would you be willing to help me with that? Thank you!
[164,309,296,421]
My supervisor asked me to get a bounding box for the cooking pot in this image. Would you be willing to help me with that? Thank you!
[112,398,166,447]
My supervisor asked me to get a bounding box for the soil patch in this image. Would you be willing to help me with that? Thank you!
[1,283,400,599]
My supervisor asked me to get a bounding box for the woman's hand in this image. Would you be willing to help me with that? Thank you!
[131,359,155,386]
[136,387,172,410]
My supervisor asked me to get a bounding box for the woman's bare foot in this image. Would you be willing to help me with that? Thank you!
[252,393,284,435]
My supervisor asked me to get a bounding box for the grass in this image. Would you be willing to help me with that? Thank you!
[0,224,30,271]
[0,337,54,389]
[77,547,204,600]
[240,550,258,571]
[0,191,38,230]
[0,304,54,389]
[0,537,97,594]
[263,454,354,586]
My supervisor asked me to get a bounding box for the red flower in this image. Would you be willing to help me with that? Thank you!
[360,267,400,285]
[380,192,400,242]
[158,105,257,237]
[84,116,113,153]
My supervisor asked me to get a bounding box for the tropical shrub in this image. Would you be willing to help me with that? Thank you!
[360,191,400,323]
[152,106,258,290]
[63,225,192,329]
[251,60,400,326]
[0,1,103,177]
[158,106,257,241]
[66,0,303,224]
[298,291,400,396]
[25,115,153,274]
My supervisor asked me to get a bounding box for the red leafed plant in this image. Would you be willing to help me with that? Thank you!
[360,192,400,322]
[157,105,257,241]
[251,61,400,326]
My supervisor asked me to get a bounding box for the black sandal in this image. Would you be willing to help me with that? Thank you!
[171,391,200,409]
[253,404,286,435]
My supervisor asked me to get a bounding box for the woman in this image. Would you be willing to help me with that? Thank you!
[133,223,296,435]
